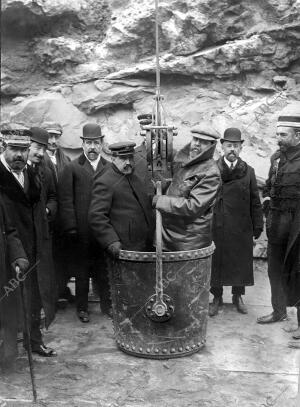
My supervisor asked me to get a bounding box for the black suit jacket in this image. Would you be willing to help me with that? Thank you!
[58,153,109,254]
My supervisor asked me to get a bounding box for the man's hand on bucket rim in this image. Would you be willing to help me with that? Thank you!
[107,241,122,259]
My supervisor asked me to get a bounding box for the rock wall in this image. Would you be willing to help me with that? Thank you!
[1,0,300,179]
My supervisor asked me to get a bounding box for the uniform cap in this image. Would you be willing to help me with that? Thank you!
[81,123,103,140]
[221,127,244,143]
[29,127,49,147]
[0,123,31,147]
[277,102,300,129]
[191,123,220,141]
[109,141,136,157]
[42,121,63,135]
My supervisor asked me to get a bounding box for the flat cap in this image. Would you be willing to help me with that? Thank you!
[191,123,220,141]
[109,141,136,157]
[277,102,300,129]
[42,121,63,135]
[29,127,49,147]
[81,123,103,139]
[0,123,31,147]
[221,127,244,143]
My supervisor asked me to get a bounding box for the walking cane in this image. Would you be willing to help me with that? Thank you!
[16,266,37,403]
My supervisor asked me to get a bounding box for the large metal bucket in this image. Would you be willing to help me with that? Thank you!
[108,243,215,359]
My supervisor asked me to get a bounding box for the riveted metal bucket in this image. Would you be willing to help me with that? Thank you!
[108,243,215,359]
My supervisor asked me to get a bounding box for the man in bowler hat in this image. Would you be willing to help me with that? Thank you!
[58,123,110,322]
[209,128,263,316]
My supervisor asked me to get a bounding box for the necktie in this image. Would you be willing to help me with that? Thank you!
[230,163,234,171]
[11,170,25,188]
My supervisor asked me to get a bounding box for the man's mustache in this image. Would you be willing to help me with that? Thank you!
[13,158,25,162]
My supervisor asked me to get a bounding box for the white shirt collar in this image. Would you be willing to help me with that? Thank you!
[224,156,238,168]
[84,153,101,171]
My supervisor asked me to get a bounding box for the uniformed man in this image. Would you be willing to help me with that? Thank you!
[89,141,154,259]
[257,103,300,328]
[152,123,221,251]
[0,125,56,356]
[209,128,263,316]
[58,123,110,322]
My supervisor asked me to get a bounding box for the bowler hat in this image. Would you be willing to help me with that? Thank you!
[81,123,103,140]
[221,128,244,144]
[29,127,49,147]
[42,121,63,135]
[109,141,136,157]
[191,123,220,141]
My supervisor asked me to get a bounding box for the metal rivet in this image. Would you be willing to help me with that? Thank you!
[143,255,148,260]
[192,344,196,349]
[166,312,170,317]
[146,348,151,353]
[139,347,143,352]
[128,253,131,258]
[170,348,176,353]
[162,255,166,260]
[170,255,174,259]
[135,254,139,259]
[197,342,201,347]
[121,342,125,347]
[132,346,136,350]
[147,306,151,310]
[150,298,155,303]
[179,254,183,258]
[178,347,183,352]
[188,253,192,258]
[163,348,167,353]
[186,346,190,351]
[126,344,130,349]
[155,348,159,353]
[117,340,121,344]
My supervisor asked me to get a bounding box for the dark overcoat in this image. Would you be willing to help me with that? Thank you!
[0,195,26,365]
[89,164,154,251]
[0,162,56,327]
[283,202,300,306]
[211,158,263,287]
[58,154,109,273]
[155,142,221,251]
[263,145,300,245]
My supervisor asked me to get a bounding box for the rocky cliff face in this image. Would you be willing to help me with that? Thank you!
[1,0,300,178]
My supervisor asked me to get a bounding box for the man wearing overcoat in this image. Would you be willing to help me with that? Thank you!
[152,123,221,251]
[257,103,300,325]
[209,128,263,316]
[0,125,56,356]
[89,142,154,259]
[58,123,110,322]
[41,121,72,308]
[0,195,29,369]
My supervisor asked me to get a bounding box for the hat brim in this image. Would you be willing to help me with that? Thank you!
[191,133,216,141]
[220,138,244,143]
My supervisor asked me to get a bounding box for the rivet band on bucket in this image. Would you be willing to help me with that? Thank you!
[118,242,215,262]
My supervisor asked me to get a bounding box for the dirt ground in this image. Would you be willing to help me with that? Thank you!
[0,260,299,407]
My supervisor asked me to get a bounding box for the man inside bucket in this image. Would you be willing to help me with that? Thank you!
[152,123,221,251]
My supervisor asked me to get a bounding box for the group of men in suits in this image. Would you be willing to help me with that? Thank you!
[1,101,300,370]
